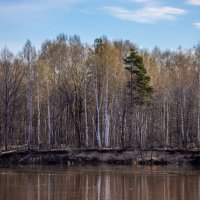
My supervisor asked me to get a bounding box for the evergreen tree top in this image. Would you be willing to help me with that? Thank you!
[124,48,153,104]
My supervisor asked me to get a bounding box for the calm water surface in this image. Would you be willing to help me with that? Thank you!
[0,164,200,200]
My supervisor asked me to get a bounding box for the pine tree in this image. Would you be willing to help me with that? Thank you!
[124,48,153,105]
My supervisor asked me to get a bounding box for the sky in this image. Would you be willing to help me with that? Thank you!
[0,0,200,53]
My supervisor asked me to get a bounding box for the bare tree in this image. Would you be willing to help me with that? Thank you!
[22,40,36,150]
[0,48,24,150]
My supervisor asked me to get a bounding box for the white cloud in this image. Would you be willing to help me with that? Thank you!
[128,0,154,2]
[0,0,88,21]
[126,0,162,5]
[104,6,186,23]
[186,0,200,5]
[0,0,87,12]
[128,0,158,3]
[193,22,200,29]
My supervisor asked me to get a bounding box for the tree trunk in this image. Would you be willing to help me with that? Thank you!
[47,80,52,148]
[198,72,200,145]
[84,84,88,147]
[95,79,101,148]
[121,107,126,148]
[166,100,169,146]
[105,66,110,147]
[181,89,185,147]
[3,65,9,150]
[28,62,33,150]
[37,87,41,148]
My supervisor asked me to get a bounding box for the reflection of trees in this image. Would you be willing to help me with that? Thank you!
[0,166,199,200]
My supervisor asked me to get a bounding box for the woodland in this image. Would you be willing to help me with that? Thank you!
[1,34,200,151]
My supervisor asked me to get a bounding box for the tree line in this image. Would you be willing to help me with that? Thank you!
[1,34,200,151]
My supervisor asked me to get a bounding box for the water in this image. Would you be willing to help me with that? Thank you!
[0,164,200,200]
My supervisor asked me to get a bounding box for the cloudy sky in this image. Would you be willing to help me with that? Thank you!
[0,0,200,52]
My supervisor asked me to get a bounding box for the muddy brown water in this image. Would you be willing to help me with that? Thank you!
[0,164,200,200]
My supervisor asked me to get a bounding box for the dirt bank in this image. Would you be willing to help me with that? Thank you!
[0,148,200,166]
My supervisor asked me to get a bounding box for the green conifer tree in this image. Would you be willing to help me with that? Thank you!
[124,48,153,104]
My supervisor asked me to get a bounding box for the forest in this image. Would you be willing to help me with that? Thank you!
[1,34,200,151]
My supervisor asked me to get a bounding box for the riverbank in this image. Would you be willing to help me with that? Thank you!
[0,148,200,166]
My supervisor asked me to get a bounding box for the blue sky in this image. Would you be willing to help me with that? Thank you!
[0,0,200,53]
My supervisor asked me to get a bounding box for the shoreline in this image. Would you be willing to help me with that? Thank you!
[0,148,200,166]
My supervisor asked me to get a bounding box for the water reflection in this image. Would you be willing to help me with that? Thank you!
[0,165,200,200]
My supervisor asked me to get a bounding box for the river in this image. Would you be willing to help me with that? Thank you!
[0,164,200,200]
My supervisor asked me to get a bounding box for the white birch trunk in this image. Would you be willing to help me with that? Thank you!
[181,107,184,145]
[84,82,88,147]
[144,114,148,147]
[28,62,33,150]
[105,66,110,147]
[163,98,166,146]
[183,89,189,144]
[140,112,144,147]
[198,72,200,145]
[166,100,169,146]
[37,87,41,147]
[47,79,51,147]
[23,41,36,150]
[136,111,139,146]
[181,89,186,146]
[3,64,9,150]
[198,107,200,146]
[95,79,101,148]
